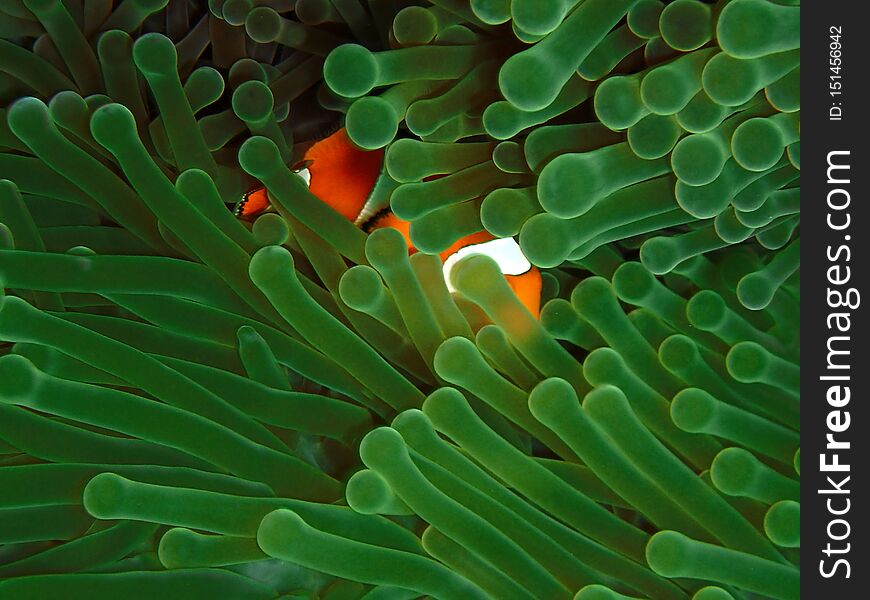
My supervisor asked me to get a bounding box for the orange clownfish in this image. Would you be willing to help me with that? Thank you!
[234,128,542,316]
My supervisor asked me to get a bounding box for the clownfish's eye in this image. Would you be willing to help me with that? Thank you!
[442,237,532,292]
[296,166,311,187]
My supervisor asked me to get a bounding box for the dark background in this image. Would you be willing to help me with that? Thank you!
[802,1,868,596]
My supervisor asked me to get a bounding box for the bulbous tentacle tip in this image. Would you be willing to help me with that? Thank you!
[686,290,728,330]
[658,334,700,370]
[511,0,565,37]
[359,426,406,468]
[238,135,283,180]
[252,213,290,246]
[736,272,774,310]
[156,527,197,570]
[732,118,784,172]
[726,341,768,381]
[432,335,478,380]
[338,265,384,311]
[364,226,408,271]
[537,154,597,218]
[67,246,97,256]
[693,586,736,600]
[384,139,428,183]
[717,0,797,59]
[0,292,25,316]
[233,80,274,123]
[0,178,20,194]
[346,97,399,150]
[629,115,683,160]
[450,252,502,300]
[48,90,89,120]
[702,53,760,107]
[582,383,629,413]
[0,222,14,251]
[190,65,226,93]
[81,472,129,519]
[0,353,39,403]
[421,386,467,421]
[390,408,433,438]
[574,583,636,600]
[6,96,52,139]
[480,102,517,141]
[645,530,691,577]
[256,509,306,555]
[611,261,656,304]
[249,244,295,286]
[710,447,758,495]
[582,348,625,387]
[672,135,727,187]
[245,6,282,43]
[659,0,712,52]
[90,103,138,148]
[528,377,577,420]
[346,469,402,515]
[132,33,179,76]
[469,0,509,25]
[498,53,557,112]
[670,388,717,433]
[594,76,643,131]
[222,0,254,26]
[764,500,800,548]
[570,276,614,315]
[97,29,134,63]
[518,214,571,270]
[639,237,682,276]
[323,44,379,99]
[392,6,438,46]
[640,69,685,114]
[235,324,258,343]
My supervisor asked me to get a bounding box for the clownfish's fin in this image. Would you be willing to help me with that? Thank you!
[301,128,385,222]
[233,187,272,220]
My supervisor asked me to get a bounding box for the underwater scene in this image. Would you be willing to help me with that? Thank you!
[0,1,799,598]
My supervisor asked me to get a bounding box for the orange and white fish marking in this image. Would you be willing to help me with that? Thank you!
[301,128,385,225]
[234,128,542,316]
[443,237,544,317]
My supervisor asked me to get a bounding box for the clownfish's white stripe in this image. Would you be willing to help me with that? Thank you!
[296,167,311,187]
[442,237,532,292]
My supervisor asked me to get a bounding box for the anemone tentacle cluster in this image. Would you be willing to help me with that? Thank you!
[0,1,799,599]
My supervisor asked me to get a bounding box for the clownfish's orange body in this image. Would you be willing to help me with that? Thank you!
[302,128,385,223]
[505,269,543,316]
[234,128,542,316]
